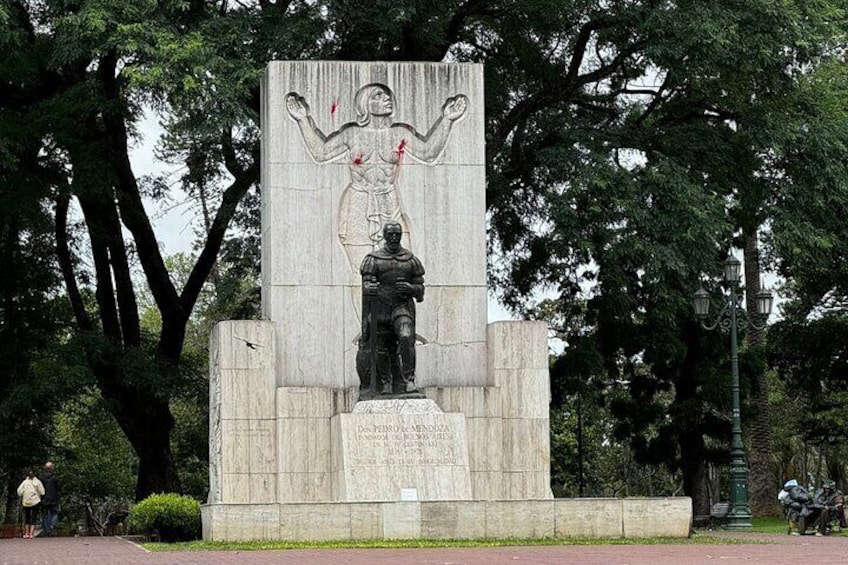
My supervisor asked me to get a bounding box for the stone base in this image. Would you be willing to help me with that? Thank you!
[333,399,472,501]
[201,497,692,541]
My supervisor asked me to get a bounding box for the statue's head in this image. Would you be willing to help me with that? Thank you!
[355,83,394,125]
[383,221,403,253]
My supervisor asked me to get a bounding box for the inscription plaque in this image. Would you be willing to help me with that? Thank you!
[351,422,460,467]
[334,406,473,501]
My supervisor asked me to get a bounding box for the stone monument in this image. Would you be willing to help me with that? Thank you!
[201,60,692,541]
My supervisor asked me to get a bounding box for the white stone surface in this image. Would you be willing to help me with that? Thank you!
[382,502,422,539]
[212,321,277,371]
[264,286,349,387]
[334,411,472,501]
[465,418,503,474]
[209,322,277,505]
[277,471,333,503]
[424,385,501,418]
[420,501,487,538]
[278,503,352,541]
[496,368,551,419]
[487,321,549,373]
[202,504,280,541]
[622,497,693,538]
[261,61,488,389]
[554,499,624,538]
[353,398,443,414]
[470,471,504,500]
[502,418,551,473]
[202,498,693,541]
[416,341,487,387]
[485,500,556,538]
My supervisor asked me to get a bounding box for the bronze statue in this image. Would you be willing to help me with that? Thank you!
[357,222,424,398]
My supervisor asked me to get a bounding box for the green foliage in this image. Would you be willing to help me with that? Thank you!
[128,493,201,542]
[145,535,766,552]
[53,390,137,501]
[768,315,848,444]
[484,0,847,511]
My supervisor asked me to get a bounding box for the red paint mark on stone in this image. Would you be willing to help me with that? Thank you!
[330,97,339,116]
[395,138,408,163]
[352,154,364,166]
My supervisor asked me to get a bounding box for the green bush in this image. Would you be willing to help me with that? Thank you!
[127,493,201,542]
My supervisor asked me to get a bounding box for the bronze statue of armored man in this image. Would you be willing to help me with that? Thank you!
[357,222,424,398]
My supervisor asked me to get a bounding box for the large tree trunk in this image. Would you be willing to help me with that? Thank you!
[98,376,181,500]
[679,319,711,517]
[48,42,256,503]
[3,473,21,524]
[681,432,711,518]
[743,230,777,516]
[58,178,183,501]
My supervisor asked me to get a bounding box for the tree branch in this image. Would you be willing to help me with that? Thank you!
[76,193,122,343]
[180,162,257,316]
[98,51,183,324]
[54,192,92,332]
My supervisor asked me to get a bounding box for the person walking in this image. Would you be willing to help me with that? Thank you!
[39,461,60,536]
[16,470,44,539]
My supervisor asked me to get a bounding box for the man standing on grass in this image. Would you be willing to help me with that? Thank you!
[39,461,60,536]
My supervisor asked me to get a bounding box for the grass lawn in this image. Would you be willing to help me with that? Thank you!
[141,515,847,551]
[143,534,768,552]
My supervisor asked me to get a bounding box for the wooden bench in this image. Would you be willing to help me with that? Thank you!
[693,502,731,529]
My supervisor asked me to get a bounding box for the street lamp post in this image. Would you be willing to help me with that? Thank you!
[693,254,773,529]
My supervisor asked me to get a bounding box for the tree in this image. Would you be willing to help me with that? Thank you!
[3,0,845,504]
[0,135,70,522]
[1,0,267,498]
[483,0,846,514]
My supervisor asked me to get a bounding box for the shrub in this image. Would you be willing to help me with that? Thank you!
[127,493,201,542]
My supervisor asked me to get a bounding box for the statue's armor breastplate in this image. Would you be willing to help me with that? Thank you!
[374,256,417,307]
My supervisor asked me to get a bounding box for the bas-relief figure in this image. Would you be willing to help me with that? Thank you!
[357,222,424,399]
[285,83,468,272]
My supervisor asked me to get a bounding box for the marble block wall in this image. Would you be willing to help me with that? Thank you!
[260,61,487,390]
[209,321,278,504]
[201,497,693,541]
[424,320,553,500]
[210,320,551,505]
[276,386,356,502]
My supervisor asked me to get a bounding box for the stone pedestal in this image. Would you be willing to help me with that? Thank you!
[332,399,472,502]
[201,497,694,541]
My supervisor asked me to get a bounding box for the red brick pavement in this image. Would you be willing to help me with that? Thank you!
[0,533,846,565]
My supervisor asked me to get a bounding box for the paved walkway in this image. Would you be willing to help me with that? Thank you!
[0,533,846,565]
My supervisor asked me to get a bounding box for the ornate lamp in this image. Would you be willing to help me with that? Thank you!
[693,288,711,318]
[756,289,774,317]
[692,251,773,530]
[723,254,742,283]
